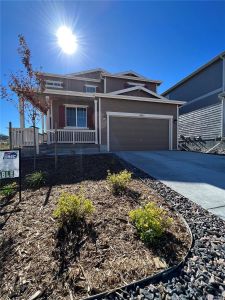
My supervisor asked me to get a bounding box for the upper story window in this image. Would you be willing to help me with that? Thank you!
[45,80,63,89]
[127,82,145,87]
[84,85,97,93]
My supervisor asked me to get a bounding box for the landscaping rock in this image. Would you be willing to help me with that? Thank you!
[103,158,225,300]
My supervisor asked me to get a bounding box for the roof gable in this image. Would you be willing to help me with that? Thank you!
[108,86,165,100]
[113,70,147,79]
[68,68,110,77]
[162,50,225,96]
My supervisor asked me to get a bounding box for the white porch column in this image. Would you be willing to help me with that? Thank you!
[41,113,45,134]
[19,98,25,129]
[94,99,98,144]
[46,96,50,144]
[98,98,101,145]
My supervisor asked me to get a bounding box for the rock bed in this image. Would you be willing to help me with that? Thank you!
[101,158,225,300]
[180,140,225,155]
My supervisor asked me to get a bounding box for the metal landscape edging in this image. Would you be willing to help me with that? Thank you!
[82,202,193,300]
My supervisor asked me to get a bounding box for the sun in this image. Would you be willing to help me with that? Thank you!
[56,26,78,54]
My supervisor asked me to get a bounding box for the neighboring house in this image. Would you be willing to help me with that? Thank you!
[17,68,184,152]
[162,51,225,140]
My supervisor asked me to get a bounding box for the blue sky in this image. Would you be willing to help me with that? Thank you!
[1,0,225,135]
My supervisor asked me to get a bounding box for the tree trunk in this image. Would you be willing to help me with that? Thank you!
[33,119,36,170]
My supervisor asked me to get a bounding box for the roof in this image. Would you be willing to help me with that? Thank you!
[108,85,165,99]
[67,68,110,76]
[102,73,162,84]
[162,50,225,96]
[43,69,162,84]
[43,88,185,106]
[112,70,148,79]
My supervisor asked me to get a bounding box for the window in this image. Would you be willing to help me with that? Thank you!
[66,106,87,128]
[85,85,96,93]
[45,80,63,89]
[127,82,145,87]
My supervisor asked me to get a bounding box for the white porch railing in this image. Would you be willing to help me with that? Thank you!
[47,129,96,144]
[11,128,39,154]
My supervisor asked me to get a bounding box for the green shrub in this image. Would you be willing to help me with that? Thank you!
[107,170,132,194]
[25,171,46,188]
[129,202,173,243]
[0,182,17,199]
[53,192,95,225]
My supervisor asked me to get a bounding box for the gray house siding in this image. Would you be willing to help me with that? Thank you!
[165,60,223,102]
[179,102,223,140]
[223,99,225,137]
[180,93,221,114]
[163,54,225,139]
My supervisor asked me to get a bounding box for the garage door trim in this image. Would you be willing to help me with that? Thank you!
[106,111,173,152]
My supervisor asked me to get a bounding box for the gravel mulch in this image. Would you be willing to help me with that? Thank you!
[0,155,190,300]
[100,157,225,300]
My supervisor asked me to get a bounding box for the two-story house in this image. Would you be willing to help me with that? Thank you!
[18,68,185,152]
[162,51,225,141]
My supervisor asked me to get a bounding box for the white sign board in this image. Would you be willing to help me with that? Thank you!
[0,150,20,179]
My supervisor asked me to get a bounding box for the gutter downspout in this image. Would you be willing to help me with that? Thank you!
[219,55,225,138]
[219,93,225,139]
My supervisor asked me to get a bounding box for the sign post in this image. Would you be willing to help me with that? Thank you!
[0,149,21,201]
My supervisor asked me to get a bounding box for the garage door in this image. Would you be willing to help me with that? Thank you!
[109,116,171,151]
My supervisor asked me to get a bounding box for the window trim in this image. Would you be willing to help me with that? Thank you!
[84,84,97,93]
[45,80,63,89]
[127,81,145,87]
[64,105,88,129]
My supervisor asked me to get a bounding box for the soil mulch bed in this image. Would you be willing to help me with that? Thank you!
[0,155,191,300]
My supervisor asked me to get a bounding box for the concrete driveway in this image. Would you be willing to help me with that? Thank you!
[117,151,225,220]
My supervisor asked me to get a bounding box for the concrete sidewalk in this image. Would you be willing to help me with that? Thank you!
[117,151,225,220]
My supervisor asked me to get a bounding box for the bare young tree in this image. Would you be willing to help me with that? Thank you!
[1,35,49,169]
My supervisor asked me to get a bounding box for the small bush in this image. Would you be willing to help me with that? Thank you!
[107,170,132,194]
[25,171,47,188]
[129,202,173,243]
[0,182,17,199]
[53,192,95,225]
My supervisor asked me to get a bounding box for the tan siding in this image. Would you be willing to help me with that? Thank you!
[120,90,158,98]
[109,118,169,151]
[73,71,102,79]
[106,77,157,93]
[45,76,103,93]
[100,98,177,149]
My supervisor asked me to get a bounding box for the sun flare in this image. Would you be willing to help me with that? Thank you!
[56,25,78,54]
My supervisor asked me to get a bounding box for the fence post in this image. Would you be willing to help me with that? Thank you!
[9,122,12,150]
[94,100,98,144]
[54,122,58,170]
[35,129,39,155]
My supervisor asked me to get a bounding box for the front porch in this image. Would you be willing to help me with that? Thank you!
[12,92,100,154]
[45,93,99,145]
[47,129,96,144]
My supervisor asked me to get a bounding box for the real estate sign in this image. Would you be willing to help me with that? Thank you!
[0,150,20,179]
